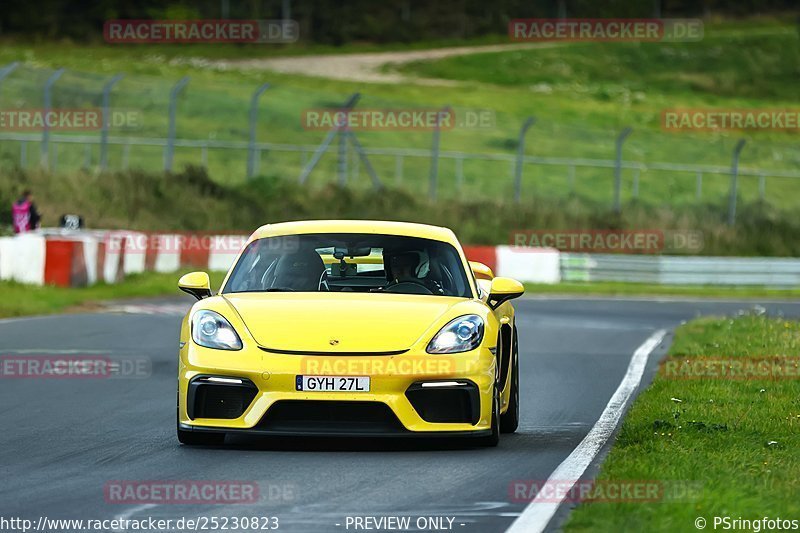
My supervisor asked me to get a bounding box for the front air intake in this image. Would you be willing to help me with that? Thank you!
[187,376,258,420]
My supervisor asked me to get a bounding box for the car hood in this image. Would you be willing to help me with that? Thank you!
[222,292,468,353]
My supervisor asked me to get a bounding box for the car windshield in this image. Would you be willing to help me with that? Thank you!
[223,233,472,297]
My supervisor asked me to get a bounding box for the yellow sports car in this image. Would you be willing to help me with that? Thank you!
[176,220,524,446]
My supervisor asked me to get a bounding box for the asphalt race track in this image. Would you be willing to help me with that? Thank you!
[2,296,800,533]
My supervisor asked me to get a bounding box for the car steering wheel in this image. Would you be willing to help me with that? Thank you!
[382,281,434,295]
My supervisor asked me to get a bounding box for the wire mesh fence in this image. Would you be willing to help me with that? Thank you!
[1,62,799,217]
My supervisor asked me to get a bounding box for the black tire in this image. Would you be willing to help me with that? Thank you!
[177,393,225,445]
[500,326,520,434]
[479,331,506,447]
[479,384,501,447]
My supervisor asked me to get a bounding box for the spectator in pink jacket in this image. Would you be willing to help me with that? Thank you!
[11,190,41,234]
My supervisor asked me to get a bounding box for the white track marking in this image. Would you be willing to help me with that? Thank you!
[0,316,51,325]
[112,503,157,532]
[506,329,667,533]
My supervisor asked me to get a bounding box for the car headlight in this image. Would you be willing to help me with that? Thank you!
[191,310,243,350]
[427,315,484,354]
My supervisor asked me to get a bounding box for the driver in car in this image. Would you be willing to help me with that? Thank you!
[384,250,444,294]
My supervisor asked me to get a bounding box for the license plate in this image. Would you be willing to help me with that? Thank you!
[296,375,370,392]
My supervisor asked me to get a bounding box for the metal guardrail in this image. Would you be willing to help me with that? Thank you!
[561,253,800,287]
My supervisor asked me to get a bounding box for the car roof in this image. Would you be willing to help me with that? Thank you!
[249,220,459,245]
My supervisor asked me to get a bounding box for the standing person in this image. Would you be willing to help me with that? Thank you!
[11,190,41,234]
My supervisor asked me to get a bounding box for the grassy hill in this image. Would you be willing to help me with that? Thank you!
[0,17,798,253]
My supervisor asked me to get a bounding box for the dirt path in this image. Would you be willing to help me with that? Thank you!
[209,43,555,85]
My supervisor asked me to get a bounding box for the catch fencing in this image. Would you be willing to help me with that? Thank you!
[1,63,800,224]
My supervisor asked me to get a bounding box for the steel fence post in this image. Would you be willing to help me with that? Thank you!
[298,92,360,185]
[338,119,348,186]
[727,139,746,226]
[514,117,536,202]
[613,126,633,213]
[351,144,360,183]
[164,76,190,172]
[41,68,66,169]
[346,131,383,191]
[100,74,124,171]
[247,83,270,179]
[428,106,450,201]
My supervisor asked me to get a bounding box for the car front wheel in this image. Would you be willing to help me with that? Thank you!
[177,398,226,445]
[479,382,500,447]
[500,326,520,434]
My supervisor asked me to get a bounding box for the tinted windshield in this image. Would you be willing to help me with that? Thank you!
[223,233,472,298]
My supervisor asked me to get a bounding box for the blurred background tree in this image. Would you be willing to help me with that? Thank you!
[0,0,795,44]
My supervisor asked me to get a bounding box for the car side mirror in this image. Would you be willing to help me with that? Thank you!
[469,261,495,281]
[488,277,524,310]
[178,271,212,300]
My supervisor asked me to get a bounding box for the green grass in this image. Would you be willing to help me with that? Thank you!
[0,270,226,318]
[564,315,800,531]
[5,166,800,256]
[524,282,800,299]
[0,34,513,61]
[0,18,799,210]
[394,23,799,100]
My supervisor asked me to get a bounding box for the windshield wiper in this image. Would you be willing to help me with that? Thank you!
[264,287,296,292]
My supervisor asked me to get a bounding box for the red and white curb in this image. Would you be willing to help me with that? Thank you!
[0,230,561,287]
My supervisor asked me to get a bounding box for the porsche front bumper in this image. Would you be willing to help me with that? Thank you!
[178,342,496,437]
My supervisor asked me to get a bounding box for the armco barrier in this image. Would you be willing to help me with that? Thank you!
[43,239,87,287]
[0,233,46,285]
[562,253,800,287]
[460,245,561,284]
[462,245,499,273]
[496,245,561,284]
[6,231,796,289]
[0,232,564,287]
